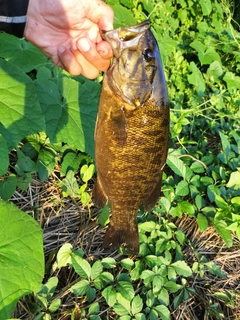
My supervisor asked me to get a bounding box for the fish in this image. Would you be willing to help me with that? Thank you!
[94,20,169,254]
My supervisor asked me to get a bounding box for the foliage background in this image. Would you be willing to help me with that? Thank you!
[0,0,239,319]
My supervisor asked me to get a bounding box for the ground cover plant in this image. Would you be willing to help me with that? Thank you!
[0,0,239,319]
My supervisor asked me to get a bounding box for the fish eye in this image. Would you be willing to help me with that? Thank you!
[143,49,154,62]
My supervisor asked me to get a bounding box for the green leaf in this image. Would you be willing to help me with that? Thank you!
[207,61,223,82]
[0,33,47,72]
[0,60,44,150]
[98,205,110,226]
[70,279,89,296]
[114,294,131,316]
[35,276,58,309]
[117,281,135,300]
[88,302,100,315]
[204,261,226,279]
[173,289,184,309]
[0,135,9,177]
[71,254,91,279]
[0,175,17,200]
[37,148,57,181]
[120,258,134,270]
[197,213,208,231]
[131,295,143,315]
[15,149,36,175]
[188,62,205,94]
[87,286,96,302]
[49,299,61,312]
[175,180,189,196]
[223,71,240,92]
[102,286,117,307]
[60,152,83,177]
[140,270,155,285]
[101,257,116,269]
[167,155,186,178]
[111,4,137,28]
[80,164,95,183]
[56,243,73,268]
[178,201,196,217]
[90,261,103,280]
[164,281,182,293]
[199,0,212,15]
[226,171,240,189]
[213,219,233,247]
[175,230,186,245]
[0,201,44,319]
[171,261,192,277]
[62,170,80,198]
[207,185,221,203]
[94,272,114,289]
[153,305,170,320]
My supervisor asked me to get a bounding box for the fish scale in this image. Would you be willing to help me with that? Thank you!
[94,20,169,253]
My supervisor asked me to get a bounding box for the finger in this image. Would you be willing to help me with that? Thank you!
[97,41,113,60]
[76,37,111,71]
[57,46,83,76]
[71,49,100,79]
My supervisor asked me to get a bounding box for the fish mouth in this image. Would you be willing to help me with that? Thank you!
[101,20,150,56]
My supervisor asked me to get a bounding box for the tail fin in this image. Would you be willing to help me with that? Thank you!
[103,224,139,254]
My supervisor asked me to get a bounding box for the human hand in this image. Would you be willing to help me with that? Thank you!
[24,0,114,78]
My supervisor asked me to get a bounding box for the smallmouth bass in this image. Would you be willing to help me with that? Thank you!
[94,20,169,254]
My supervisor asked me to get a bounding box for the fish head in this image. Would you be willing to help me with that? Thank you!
[102,20,167,108]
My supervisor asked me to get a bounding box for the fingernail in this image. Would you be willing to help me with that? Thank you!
[58,46,65,53]
[78,38,91,52]
[98,49,108,57]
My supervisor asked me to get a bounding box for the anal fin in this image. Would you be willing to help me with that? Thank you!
[93,177,108,208]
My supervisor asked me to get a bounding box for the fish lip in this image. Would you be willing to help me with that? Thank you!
[101,20,151,55]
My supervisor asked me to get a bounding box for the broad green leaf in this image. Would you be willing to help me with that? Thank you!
[35,277,58,309]
[0,174,17,200]
[158,197,171,213]
[199,0,212,15]
[89,302,100,315]
[173,290,184,309]
[223,71,240,92]
[37,148,57,181]
[87,286,96,302]
[226,171,240,189]
[0,33,47,72]
[80,164,95,182]
[15,149,36,176]
[71,255,91,279]
[140,270,155,285]
[166,155,186,178]
[213,219,233,247]
[0,135,9,177]
[101,257,116,269]
[153,305,170,320]
[207,185,221,203]
[152,276,163,294]
[35,76,100,159]
[178,201,196,217]
[102,286,117,307]
[111,4,137,28]
[56,243,73,268]
[164,281,182,293]
[0,60,44,150]
[139,221,156,232]
[175,180,189,196]
[204,261,226,279]
[131,295,143,315]
[188,62,205,94]
[171,261,192,277]
[120,258,134,270]
[175,230,186,245]
[49,299,61,312]
[207,61,223,82]
[0,201,44,319]
[215,195,228,209]
[70,279,89,295]
[62,170,80,198]
[98,205,110,227]
[197,213,208,231]
[94,272,114,289]
[60,152,83,177]
[117,281,135,300]
[219,132,231,159]
[90,261,103,280]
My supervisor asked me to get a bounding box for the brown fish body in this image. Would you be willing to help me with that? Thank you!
[94,20,169,253]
